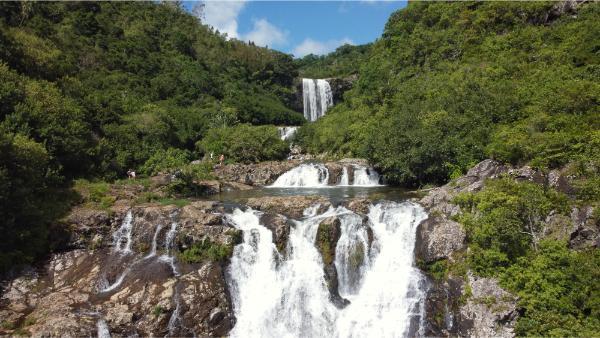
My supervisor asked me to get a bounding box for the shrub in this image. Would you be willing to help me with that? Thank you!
[141,147,191,176]
[178,239,232,264]
[197,124,288,164]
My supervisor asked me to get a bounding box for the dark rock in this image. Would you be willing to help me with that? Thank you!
[569,206,599,249]
[315,216,348,308]
[260,213,292,253]
[345,198,371,215]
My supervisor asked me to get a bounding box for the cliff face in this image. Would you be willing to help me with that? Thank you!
[291,75,358,115]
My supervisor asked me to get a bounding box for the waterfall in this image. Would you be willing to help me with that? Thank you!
[159,222,180,276]
[112,211,133,254]
[270,163,329,188]
[353,166,381,186]
[97,319,111,338]
[271,164,381,187]
[227,202,428,338]
[278,126,298,141]
[338,167,349,186]
[303,79,333,122]
[145,223,163,258]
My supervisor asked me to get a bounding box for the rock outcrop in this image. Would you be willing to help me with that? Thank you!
[213,160,301,186]
[246,195,331,219]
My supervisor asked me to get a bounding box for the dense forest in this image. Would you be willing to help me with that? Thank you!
[0,1,599,335]
[0,1,302,273]
[295,2,599,335]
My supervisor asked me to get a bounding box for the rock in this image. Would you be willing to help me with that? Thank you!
[422,276,464,336]
[325,75,357,104]
[569,206,599,249]
[315,216,348,308]
[198,180,221,194]
[260,213,292,253]
[416,216,466,263]
[508,166,545,184]
[459,274,518,338]
[325,162,344,185]
[246,195,331,219]
[221,181,254,191]
[64,207,114,249]
[214,161,300,186]
[345,198,371,215]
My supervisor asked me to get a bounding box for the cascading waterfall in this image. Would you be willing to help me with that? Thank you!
[303,79,333,122]
[270,163,329,188]
[227,201,428,338]
[278,126,298,141]
[353,166,381,186]
[271,164,381,187]
[112,211,133,254]
[145,223,163,258]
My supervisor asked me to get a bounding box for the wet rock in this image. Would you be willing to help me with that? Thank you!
[415,216,466,263]
[458,274,518,338]
[260,213,291,253]
[214,161,301,186]
[325,162,344,185]
[246,195,331,219]
[315,216,348,308]
[198,180,221,195]
[345,198,371,215]
[422,276,464,336]
[65,207,115,249]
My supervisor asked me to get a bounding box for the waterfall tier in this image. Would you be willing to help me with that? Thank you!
[303,78,333,122]
[270,163,382,187]
[227,201,428,338]
[277,126,298,141]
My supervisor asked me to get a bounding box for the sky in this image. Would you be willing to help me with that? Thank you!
[182,1,407,58]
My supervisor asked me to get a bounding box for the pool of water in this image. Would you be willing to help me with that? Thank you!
[201,185,423,205]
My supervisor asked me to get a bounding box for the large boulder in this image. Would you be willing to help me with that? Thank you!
[415,216,466,264]
[315,216,348,308]
[458,274,519,337]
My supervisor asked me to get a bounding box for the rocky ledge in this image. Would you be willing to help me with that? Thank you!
[415,159,598,337]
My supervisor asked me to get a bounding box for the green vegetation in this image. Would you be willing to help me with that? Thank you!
[178,239,233,264]
[295,44,371,78]
[198,124,289,164]
[297,1,599,187]
[454,178,600,336]
[0,1,302,274]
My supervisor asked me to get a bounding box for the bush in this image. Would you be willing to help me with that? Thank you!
[454,178,569,276]
[178,239,232,264]
[197,124,289,164]
[141,147,191,176]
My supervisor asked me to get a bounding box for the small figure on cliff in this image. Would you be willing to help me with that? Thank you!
[219,154,225,166]
[210,152,214,161]
[127,169,136,180]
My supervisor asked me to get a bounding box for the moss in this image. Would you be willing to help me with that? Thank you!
[22,316,36,327]
[348,243,365,269]
[316,220,337,265]
[459,283,473,305]
[1,321,15,330]
[153,305,164,317]
[178,239,232,264]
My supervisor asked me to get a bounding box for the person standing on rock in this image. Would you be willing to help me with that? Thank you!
[219,154,225,166]
[127,169,136,179]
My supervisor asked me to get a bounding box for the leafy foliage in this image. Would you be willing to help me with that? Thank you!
[178,239,233,264]
[197,124,289,164]
[298,1,600,187]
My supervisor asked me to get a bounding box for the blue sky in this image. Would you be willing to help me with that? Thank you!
[182,1,407,57]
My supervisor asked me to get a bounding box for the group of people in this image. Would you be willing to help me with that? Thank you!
[126,152,225,179]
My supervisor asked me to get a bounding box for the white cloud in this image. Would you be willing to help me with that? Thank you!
[243,19,288,47]
[200,1,246,39]
[292,38,354,57]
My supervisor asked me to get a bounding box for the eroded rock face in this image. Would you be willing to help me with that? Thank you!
[259,213,292,253]
[459,274,518,338]
[315,216,348,308]
[0,202,237,337]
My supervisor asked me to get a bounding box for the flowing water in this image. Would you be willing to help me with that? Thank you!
[271,163,381,188]
[227,201,428,338]
[303,79,334,122]
[278,126,299,141]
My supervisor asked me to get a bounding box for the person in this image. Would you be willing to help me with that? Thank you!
[210,152,214,161]
[127,169,136,180]
[219,154,225,166]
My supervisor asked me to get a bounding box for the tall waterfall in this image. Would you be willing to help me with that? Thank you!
[303,79,334,122]
[227,202,428,338]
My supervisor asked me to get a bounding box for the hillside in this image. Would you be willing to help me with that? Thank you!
[297,1,599,187]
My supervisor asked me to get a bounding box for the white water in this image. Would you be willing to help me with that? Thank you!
[159,222,180,276]
[339,167,349,186]
[270,163,329,188]
[145,223,163,258]
[227,202,427,338]
[271,163,381,187]
[112,211,133,254]
[303,78,333,122]
[97,319,111,338]
[353,166,382,186]
[278,126,298,141]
